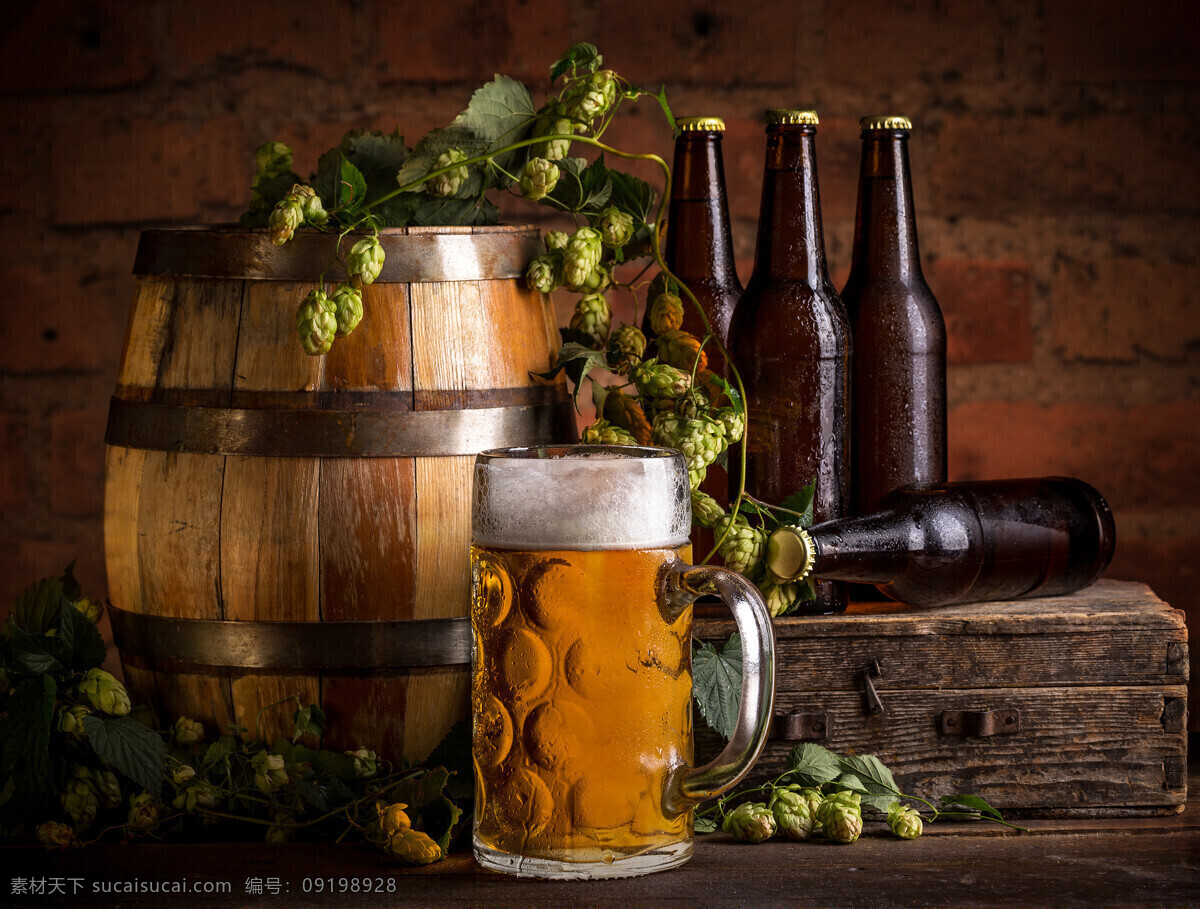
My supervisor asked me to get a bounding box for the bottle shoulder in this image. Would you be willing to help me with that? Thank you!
[730,280,851,358]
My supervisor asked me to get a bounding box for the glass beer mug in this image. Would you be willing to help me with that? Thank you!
[470,445,776,879]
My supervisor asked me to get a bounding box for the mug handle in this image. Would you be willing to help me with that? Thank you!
[663,564,776,817]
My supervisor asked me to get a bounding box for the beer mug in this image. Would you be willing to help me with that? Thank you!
[470,445,775,879]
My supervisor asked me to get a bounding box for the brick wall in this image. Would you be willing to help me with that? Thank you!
[1,1,1196,720]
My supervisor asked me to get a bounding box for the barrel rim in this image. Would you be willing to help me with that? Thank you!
[133,223,545,282]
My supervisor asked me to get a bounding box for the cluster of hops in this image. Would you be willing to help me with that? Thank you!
[723,786,919,845]
[268,184,328,246]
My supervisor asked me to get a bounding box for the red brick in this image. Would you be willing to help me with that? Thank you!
[930,114,1200,218]
[1051,257,1199,362]
[1045,0,1200,83]
[598,0,799,87]
[375,0,511,84]
[0,412,30,518]
[52,116,248,226]
[0,265,129,373]
[169,0,357,80]
[948,400,1200,511]
[0,1,155,94]
[48,407,108,518]
[927,259,1033,365]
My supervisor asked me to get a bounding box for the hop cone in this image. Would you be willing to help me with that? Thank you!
[817,791,863,843]
[74,596,103,623]
[715,406,745,443]
[294,184,328,226]
[346,236,385,285]
[888,803,924,840]
[386,828,442,865]
[173,716,205,745]
[95,769,122,808]
[762,579,800,617]
[347,748,378,779]
[378,802,413,837]
[769,786,816,840]
[37,821,75,847]
[633,359,691,399]
[575,261,611,294]
[582,418,638,446]
[652,412,727,472]
[569,293,612,348]
[426,148,469,197]
[532,103,574,160]
[268,198,304,246]
[58,705,88,737]
[562,227,603,289]
[520,157,560,201]
[525,253,561,294]
[330,283,364,337]
[127,792,161,832]
[691,489,726,528]
[596,205,634,248]
[79,669,130,717]
[563,70,618,127]
[649,292,684,335]
[254,141,293,180]
[602,387,653,444]
[714,514,766,577]
[607,324,646,373]
[62,779,99,828]
[799,788,824,818]
[657,329,708,374]
[296,289,337,356]
[722,802,776,844]
[253,751,289,794]
[545,230,569,252]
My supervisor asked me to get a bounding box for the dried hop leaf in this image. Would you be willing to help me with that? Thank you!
[602,387,653,444]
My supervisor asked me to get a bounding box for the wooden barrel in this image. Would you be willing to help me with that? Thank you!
[103,225,574,761]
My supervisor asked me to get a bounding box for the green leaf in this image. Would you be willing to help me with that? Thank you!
[409,195,499,227]
[7,627,65,676]
[549,155,612,214]
[939,793,1004,820]
[531,342,609,412]
[239,171,304,227]
[57,600,106,672]
[425,718,474,802]
[691,634,742,740]
[607,169,656,223]
[387,766,463,853]
[60,560,82,603]
[281,741,359,783]
[694,814,718,834]
[835,754,902,811]
[82,715,167,797]
[292,704,325,742]
[786,742,842,787]
[202,739,233,772]
[551,42,602,82]
[337,155,368,212]
[653,85,676,133]
[779,481,816,528]
[313,128,409,214]
[295,771,355,815]
[12,575,65,635]
[0,676,56,794]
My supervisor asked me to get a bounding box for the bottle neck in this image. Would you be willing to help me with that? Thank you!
[809,512,913,584]
[846,130,923,284]
[665,132,741,293]
[750,124,830,283]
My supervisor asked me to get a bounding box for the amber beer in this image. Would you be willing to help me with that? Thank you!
[470,446,775,880]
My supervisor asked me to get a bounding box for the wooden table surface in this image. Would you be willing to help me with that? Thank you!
[7,761,1198,908]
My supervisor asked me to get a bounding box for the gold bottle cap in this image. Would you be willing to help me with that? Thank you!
[860,115,913,131]
[677,116,726,132]
[765,526,816,583]
[765,109,819,126]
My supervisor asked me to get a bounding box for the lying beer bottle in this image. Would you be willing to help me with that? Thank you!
[841,116,946,515]
[763,477,1116,608]
[728,109,851,615]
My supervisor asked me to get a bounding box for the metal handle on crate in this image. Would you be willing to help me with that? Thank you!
[940,708,1022,737]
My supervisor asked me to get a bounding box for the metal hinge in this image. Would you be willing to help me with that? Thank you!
[940,708,1021,737]
[772,712,829,741]
[862,660,884,716]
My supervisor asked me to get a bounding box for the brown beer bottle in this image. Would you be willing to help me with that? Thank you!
[654,116,743,346]
[764,477,1116,608]
[841,116,946,515]
[728,109,851,615]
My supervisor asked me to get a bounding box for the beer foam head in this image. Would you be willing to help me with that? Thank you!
[473,446,692,550]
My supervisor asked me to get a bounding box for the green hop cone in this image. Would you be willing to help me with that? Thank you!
[714,514,767,577]
[36,821,76,848]
[652,412,727,473]
[596,205,634,249]
[649,292,685,335]
[295,289,338,356]
[656,328,709,374]
[769,786,816,841]
[73,596,103,624]
[173,765,196,785]
[520,157,560,201]
[173,716,205,745]
[602,387,653,444]
[581,418,638,446]
[762,579,800,617]
[721,801,776,844]
[715,406,745,443]
[252,751,289,794]
[633,359,691,399]
[330,283,364,337]
[62,779,99,829]
[346,235,385,285]
[545,230,569,252]
[691,489,726,529]
[126,792,161,833]
[562,227,603,290]
[532,103,574,160]
[569,293,612,349]
[888,802,924,840]
[58,704,89,738]
[173,779,220,812]
[798,788,824,817]
[79,668,131,717]
[346,747,378,779]
[816,791,863,843]
[607,324,646,373]
[426,148,469,198]
[95,769,122,809]
[294,185,328,227]
[577,262,612,294]
[525,253,561,294]
[562,70,619,128]
[268,197,304,246]
[254,141,293,180]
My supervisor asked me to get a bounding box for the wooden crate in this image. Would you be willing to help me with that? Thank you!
[696,579,1188,817]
